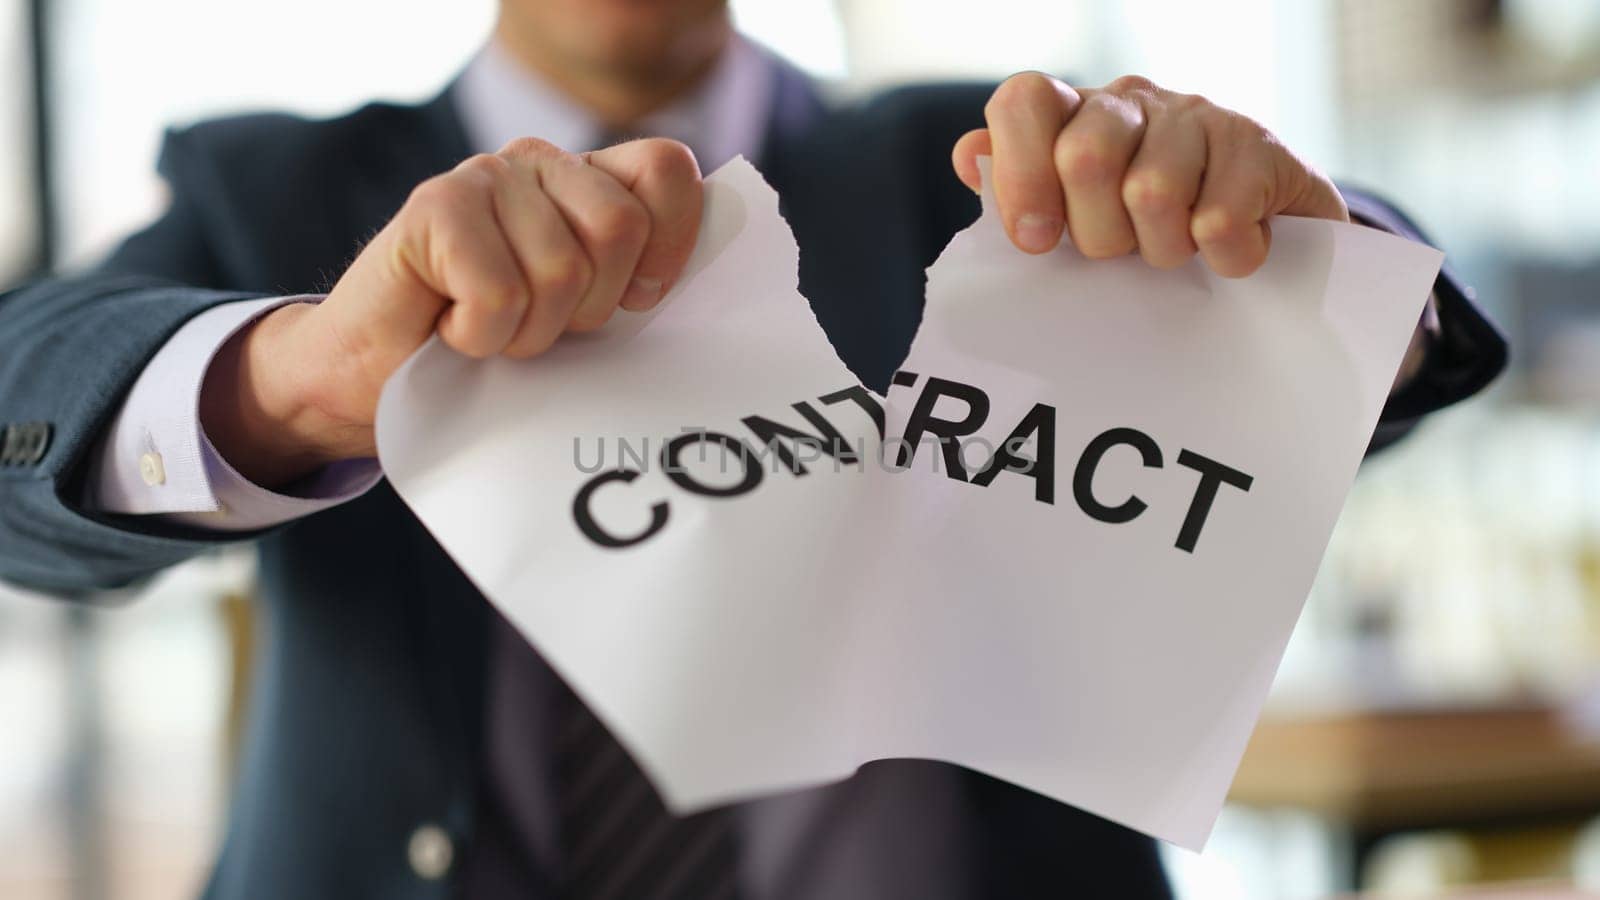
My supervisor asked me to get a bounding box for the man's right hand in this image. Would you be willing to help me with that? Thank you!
[200,137,703,488]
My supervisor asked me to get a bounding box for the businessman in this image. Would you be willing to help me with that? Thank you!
[0,0,1505,897]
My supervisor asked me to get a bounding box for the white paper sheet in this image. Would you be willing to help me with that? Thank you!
[375,155,1442,849]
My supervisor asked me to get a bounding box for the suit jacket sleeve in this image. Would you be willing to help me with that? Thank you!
[1338,187,1509,452]
[0,128,271,596]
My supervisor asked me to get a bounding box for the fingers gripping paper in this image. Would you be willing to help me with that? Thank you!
[376,157,1442,848]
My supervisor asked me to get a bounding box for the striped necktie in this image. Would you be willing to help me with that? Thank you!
[554,685,741,899]
[552,129,737,900]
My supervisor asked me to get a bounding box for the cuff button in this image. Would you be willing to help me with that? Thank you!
[139,452,166,486]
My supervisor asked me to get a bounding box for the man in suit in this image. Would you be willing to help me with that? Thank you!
[0,0,1505,897]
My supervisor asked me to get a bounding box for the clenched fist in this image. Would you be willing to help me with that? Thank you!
[952,72,1348,276]
[201,137,703,487]
[203,76,1357,491]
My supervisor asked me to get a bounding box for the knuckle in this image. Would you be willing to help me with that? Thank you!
[538,253,592,301]
[406,174,480,223]
[1054,134,1118,186]
[1082,91,1124,114]
[471,279,526,318]
[1192,205,1244,243]
[637,138,701,180]
[1122,170,1185,216]
[449,155,510,197]
[988,71,1062,116]
[1171,91,1212,114]
[1080,91,1139,127]
[1106,74,1158,95]
[404,175,452,213]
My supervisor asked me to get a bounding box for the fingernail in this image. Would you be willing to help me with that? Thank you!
[1014,214,1063,254]
[621,276,663,311]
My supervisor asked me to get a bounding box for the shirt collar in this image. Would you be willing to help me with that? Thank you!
[452,34,776,172]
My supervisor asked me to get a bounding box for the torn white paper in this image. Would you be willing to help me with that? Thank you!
[375,156,1442,849]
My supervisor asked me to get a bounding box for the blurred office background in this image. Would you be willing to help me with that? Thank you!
[3,0,1599,896]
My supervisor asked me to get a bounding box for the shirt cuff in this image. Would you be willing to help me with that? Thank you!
[83,295,381,532]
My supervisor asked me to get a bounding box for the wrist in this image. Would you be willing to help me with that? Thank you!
[199,302,364,490]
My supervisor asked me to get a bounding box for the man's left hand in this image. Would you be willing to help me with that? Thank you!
[953,73,1348,278]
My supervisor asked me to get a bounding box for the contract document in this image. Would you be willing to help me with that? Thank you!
[376,155,1442,849]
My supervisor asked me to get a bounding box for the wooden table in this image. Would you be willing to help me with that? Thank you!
[1344,883,1593,890]
[1230,704,1600,830]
